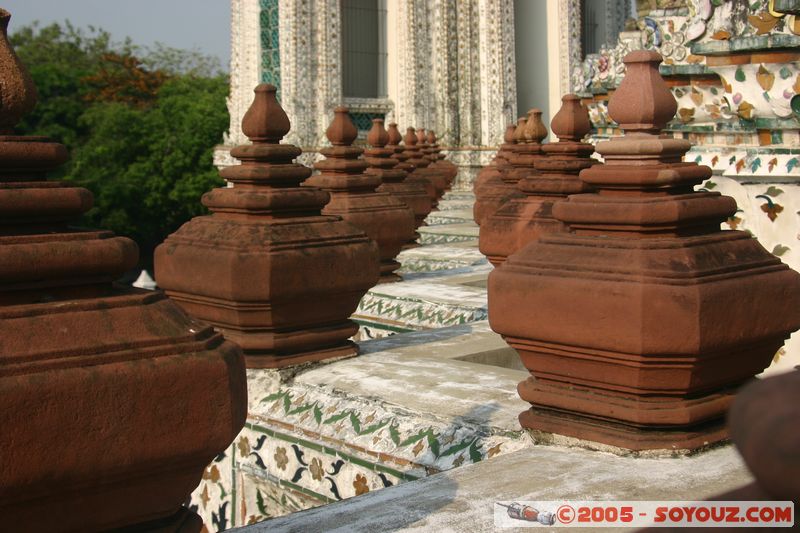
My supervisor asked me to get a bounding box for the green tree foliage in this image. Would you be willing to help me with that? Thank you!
[11,22,228,265]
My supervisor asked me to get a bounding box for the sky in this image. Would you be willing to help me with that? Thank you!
[3,0,231,70]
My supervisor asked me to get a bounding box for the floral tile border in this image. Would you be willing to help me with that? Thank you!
[352,291,488,331]
[192,379,529,530]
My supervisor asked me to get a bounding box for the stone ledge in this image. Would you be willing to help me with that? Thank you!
[237,443,752,533]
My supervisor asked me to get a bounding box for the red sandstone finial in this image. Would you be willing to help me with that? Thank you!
[550,95,590,142]
[608,50,676,134]
[427,130,437,144]
[513,117,527,143]
[387,123,402,145]
[367,118,389,148]
[524,109,548,143]
[241,84,290,143]
[504,124,517,144]
[327,106,358,146]
[404,127,418,146]
[0,9,37,132]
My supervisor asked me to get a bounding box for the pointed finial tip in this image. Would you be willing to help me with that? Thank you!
[608,50,676,134]
[367,118,389,148]
[387,122,402,145]
[551,93,590,142]
[241,83,290,143]
[524,107,548,143]
[0,8,39,130]
[514,117,527,142]
[326,106,357,146]
[404,127,418,146]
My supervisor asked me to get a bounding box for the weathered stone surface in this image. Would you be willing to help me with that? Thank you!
[404,127,449,205]
[473,119,528,226]
[480,99,594,266]
[0,9,247,531]
[473,123,517,202]
[488,51,800,451]
[306,107,415,282]
[387,122,437,211]
[156,85,378,368]
[723,369,800,502]
[426,130,458,186]
[243,443,751,533]
[364,119,432,232]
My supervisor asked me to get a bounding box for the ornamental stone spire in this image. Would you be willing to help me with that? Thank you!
[426,130,458,187]
[156,87,379,367]
[488,51,800,452]
[474,122,518,200]
[480,98,594,266]
[404,127,448,205]
[387,122,437,209]
[305,107,415,282]
[364,118,432,231]
[473,117,528,226]
[0,9,247,530]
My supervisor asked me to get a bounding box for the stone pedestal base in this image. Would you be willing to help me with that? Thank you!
[520,407,729,453]
[517,377,735,452]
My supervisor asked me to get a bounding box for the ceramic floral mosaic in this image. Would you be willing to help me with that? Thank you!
[190,378,528,530]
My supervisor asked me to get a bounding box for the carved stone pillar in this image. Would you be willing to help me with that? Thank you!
[473,118,527,226]
[387,122,437,210]
[156,85,378,368]
[0,11,247,530]
[489,51,800,452]
[480,99,594,266]
[404,127,449,203]
[366,119,432,232]
[305,107,414,283]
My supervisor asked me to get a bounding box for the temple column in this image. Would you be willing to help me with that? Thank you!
[478,0,517,147]
[395,0,432,131]
[217,0,261,165]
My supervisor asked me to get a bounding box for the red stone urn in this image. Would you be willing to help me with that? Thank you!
[488,51,800,451]
[480,98,594,266]
[0,10,247,531]
[473,122,518,202]
[426,130,458,187]
[404,127,448,202]
[364,118,432,232]
[305,107,415,282]
[156,86,379,368]
[387,122,437,210]
[473,117,529,226]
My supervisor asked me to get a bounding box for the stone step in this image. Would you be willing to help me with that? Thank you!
[352,267,490,339]
[417,222,479,245]
[398,243,488,273]
[424,209,474,226]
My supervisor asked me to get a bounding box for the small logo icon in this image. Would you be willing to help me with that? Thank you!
[496,502,556,525]
[557,504,575,524]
